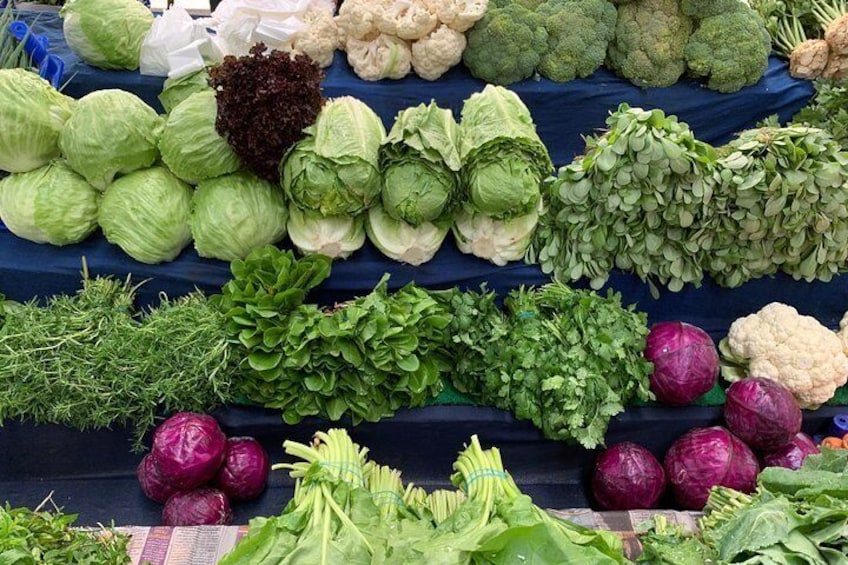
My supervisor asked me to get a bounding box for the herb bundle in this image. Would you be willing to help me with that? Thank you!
[440,282,653,449]
[0,497,130,564]
[0,275,236,448]
[792,80,848,150]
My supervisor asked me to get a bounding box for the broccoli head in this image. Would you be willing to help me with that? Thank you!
[606,0,694,87]
[536,0,618,82]
[685,9,771,92]
[463,4,548,85]
[681,0,748,18]
[490,0,548,8]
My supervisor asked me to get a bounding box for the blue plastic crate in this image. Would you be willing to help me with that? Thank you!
[9,20,65,88]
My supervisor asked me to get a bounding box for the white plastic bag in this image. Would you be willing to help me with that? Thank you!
[140,7,223,77]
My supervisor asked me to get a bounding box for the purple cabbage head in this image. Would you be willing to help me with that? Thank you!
[162,487,232,526]
[151,412,227,490]
[724,377,802,451]
[644,321,719,406]
[137,453,182,504]
[591,442,666,510]
[664,426,760,510]
[214,437,270,501]
[762,433,820,470]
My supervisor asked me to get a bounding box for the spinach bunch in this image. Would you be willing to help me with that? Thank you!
[443,282,653,449]
[217,247,452,424]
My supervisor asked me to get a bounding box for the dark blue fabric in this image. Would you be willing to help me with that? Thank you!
[22,12,813,169]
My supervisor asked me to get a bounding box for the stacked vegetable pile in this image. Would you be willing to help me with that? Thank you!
[137,412,270,526]
[217,428,629,564]
[464,0,771,92]
[638,448,848,563]
[0,272,236,448]
[437,282,653,449]
[755,0,848,79]
[0,498,130,564]
[336,0,488,81]
[530,104,848,293]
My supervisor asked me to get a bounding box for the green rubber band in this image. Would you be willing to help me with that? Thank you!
[461,468,507,491]
[319,461,364,486]
[371,490,406,507]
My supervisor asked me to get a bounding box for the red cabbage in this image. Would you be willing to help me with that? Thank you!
[724,377,802,451]
[214,437,270,501]
[591,442,666,510]
[644,321,719,406]
[162,487,232,526]
[137,453,182,504]
[664,426,760,510]
[762,432,820,470]
[151,412,227,490]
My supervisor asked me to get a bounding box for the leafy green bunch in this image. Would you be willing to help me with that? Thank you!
[216,246,452,425]
[219,429,630,565]
[530,104,718,294]
[0,275,236,448]
[706,125,848,287]
[0,3,31,71]
[441,281,653,449]
[792,80,848,149]
[638,449,848,564]
[0,500,129,565]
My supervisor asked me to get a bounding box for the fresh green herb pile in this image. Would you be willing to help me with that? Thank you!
[0,499,129,564]
[438,281,653,449]
[530,104,848,292]
[791,80,848,150]
[638,449,848,564]
[0,275,236,448]
[215,246,452,425]
[529,104,717,294]
[219,428,628,565]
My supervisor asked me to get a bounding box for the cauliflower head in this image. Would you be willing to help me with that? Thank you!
[293,9,341,68]
[377,0,439,41]
[606,0,693,87]
[412,24,467,80]
[684,9,771,93]
[462,3,548,85]
[346,33,412,80]
[537,0,618,83]
[721,302,848,409]
[336,0,380,42]
[434,0,488,32]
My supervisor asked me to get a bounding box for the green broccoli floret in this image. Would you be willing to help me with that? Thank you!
[685,8,771,92]
[681,0,748,18]
[606,0,694,87]
[490,0,548,7]
[463,4,548,85]
[536,0,618,82]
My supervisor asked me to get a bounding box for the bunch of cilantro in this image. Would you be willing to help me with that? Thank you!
[439,281,653,449]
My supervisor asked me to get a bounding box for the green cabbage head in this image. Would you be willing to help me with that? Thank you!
[287,205,365,259]
[281,96,385,216]
[158,69,212,114]
[381,102,461,226]
[190,171,288,261]
[460,85,552,219]
[0,69,75,173]
[60,0,153,70]
[366,206,447,266]
[99,166,193,264]
[59,90,163,190]
[160,90,241,184]
[0,161,99,245]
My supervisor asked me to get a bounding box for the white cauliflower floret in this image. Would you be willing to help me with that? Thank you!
[293,9,340,67]
[722,302,848,409]
[345,33,412,80]
[377,0,439,41]
[838,311,848,355]
[336,0,381,42]
[411,24,466,80]
[434,0,488,33]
